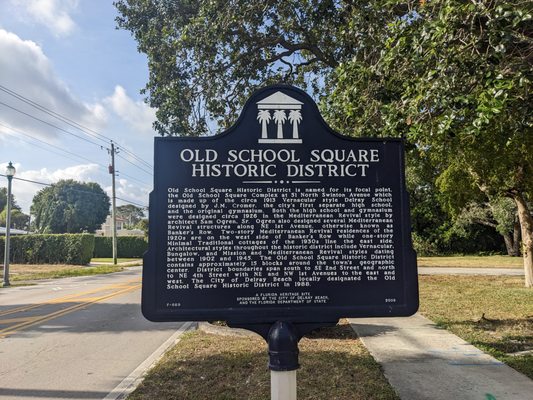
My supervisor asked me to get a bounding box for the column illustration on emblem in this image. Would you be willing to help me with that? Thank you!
[257,91,303,144]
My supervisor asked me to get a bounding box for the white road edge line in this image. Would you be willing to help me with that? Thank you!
[103,321,196,400]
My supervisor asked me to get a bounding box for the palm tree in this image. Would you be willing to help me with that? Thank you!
[288,110,302,139]
[273,110,287,139]
[257,110,271,139]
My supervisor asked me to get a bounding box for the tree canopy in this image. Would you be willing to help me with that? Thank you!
[116,0,533,285]
[30,180,110,234]
[0,187,19,211]
[116,204,145,228]
[114,0,408,136]
[325,0,533,283]
[0,187,29,230]
[0,208,30,230]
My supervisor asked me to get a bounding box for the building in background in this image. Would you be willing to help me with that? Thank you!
[96,215,144,236]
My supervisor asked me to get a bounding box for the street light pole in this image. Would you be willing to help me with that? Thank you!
[3,161,16,287]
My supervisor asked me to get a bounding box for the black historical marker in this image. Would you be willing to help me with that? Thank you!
[142,85,418,327]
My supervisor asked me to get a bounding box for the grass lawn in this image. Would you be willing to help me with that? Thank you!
[419,275,533,378]
[128,321,399,400]
[91,258,142,263]
[0,263,126,282]
[418,255,522,268]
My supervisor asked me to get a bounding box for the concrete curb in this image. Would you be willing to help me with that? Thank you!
[103,321,196,400]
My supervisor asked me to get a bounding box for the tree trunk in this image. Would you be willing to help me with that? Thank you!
[502,222,521,256]
[512,192,533,287]
[503,233,517,257]
[512,221,521,256]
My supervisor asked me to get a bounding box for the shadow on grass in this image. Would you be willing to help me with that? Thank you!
[305,321,364,340]
[444,318,533,353]
[431,317,533,379]
[210,320,372,341]
[130,335,399,400]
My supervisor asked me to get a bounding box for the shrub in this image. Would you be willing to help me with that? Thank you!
[93,236,147,258]
[0,234,95,265]
[93,236,112,258]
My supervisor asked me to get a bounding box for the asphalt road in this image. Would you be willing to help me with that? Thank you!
[0,267,186,400]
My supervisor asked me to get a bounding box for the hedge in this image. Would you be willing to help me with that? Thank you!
[93,236,148,258]
[0,234,94,265]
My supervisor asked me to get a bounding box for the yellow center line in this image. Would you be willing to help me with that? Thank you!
[0,283,142,338]
[0,278,141,317]
[0,316,41,324]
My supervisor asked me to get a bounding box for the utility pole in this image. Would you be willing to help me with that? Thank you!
[109,142,118,265]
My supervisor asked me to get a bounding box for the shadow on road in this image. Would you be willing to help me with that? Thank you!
[0,388,108,399]
[0,302,179,338]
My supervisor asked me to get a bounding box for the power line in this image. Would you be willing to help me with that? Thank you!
[3,130,91,167]
[0,175,51,187]
[0,100,104,148]
[116,171,151,187]
[1,121,152,189]
[117,154,153,176]
[0,121,109,169]
[116,197,148,209]
[0,174,148,209]
[0,121,150,186]
[0,84,110,144]
[0,84,153,168]
[116,146,153,169]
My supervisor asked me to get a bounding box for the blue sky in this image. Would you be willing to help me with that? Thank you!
[0,0,155,213]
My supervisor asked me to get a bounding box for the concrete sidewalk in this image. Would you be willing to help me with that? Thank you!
[349,314,533,400]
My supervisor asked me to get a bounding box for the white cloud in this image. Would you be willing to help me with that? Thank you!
[105,178,150,210]
[104,85,156,135]
[0,29,107,141]
[5,163,101,213]
[14,0,79,37]
[1,162,149,215]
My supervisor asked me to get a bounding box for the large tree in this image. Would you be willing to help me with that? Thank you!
[114,0,406,136]
[116,0,533,284]
[326,1,533,285]
[31,180,110,233]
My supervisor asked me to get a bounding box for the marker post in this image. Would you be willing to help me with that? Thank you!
[268,322,299,400]
[271,370,297,400]
[227,320,337,400]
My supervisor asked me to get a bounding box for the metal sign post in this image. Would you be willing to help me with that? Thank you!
[141,84,419,398]
[269,322,298,400]
[271,370,296,400]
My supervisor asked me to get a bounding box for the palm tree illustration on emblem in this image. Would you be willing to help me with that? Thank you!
[256,91,303,144]
[257,110,271,139]
[288,110,302,140]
